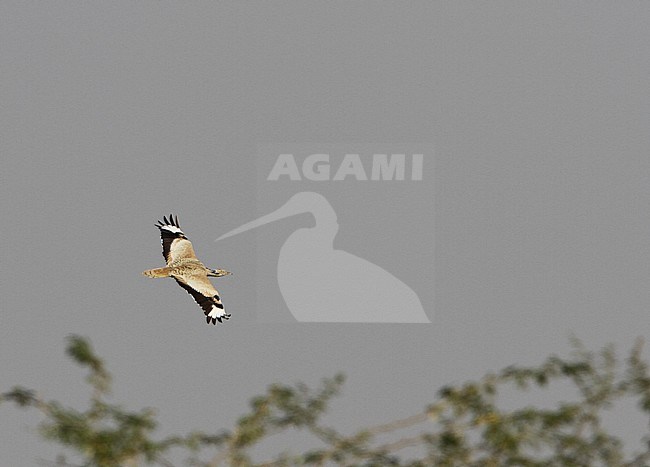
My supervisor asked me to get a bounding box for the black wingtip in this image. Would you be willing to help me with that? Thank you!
[156,214,181,228]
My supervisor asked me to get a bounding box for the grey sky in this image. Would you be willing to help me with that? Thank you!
[2,2,650,464]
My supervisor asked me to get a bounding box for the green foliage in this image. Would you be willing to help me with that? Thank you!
[1,336,215,467]
[3,336,650,466]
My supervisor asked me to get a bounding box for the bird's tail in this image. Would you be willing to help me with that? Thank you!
[143,267,173,278]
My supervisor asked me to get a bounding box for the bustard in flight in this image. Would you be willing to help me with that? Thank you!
[143,215,232,325]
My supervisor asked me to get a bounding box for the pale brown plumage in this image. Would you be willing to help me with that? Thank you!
[143,215,232,325]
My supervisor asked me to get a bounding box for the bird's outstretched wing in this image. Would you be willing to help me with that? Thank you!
[156,215,197,265]
[174,275,231,325]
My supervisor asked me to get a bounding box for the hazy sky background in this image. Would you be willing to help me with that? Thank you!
[2,2,650,464]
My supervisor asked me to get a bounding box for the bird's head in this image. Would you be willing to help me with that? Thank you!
[209,268,232,277]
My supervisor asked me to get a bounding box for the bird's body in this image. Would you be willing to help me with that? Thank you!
[143,215,231,325]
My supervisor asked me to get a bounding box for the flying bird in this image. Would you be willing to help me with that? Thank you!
[143,215,232,325]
